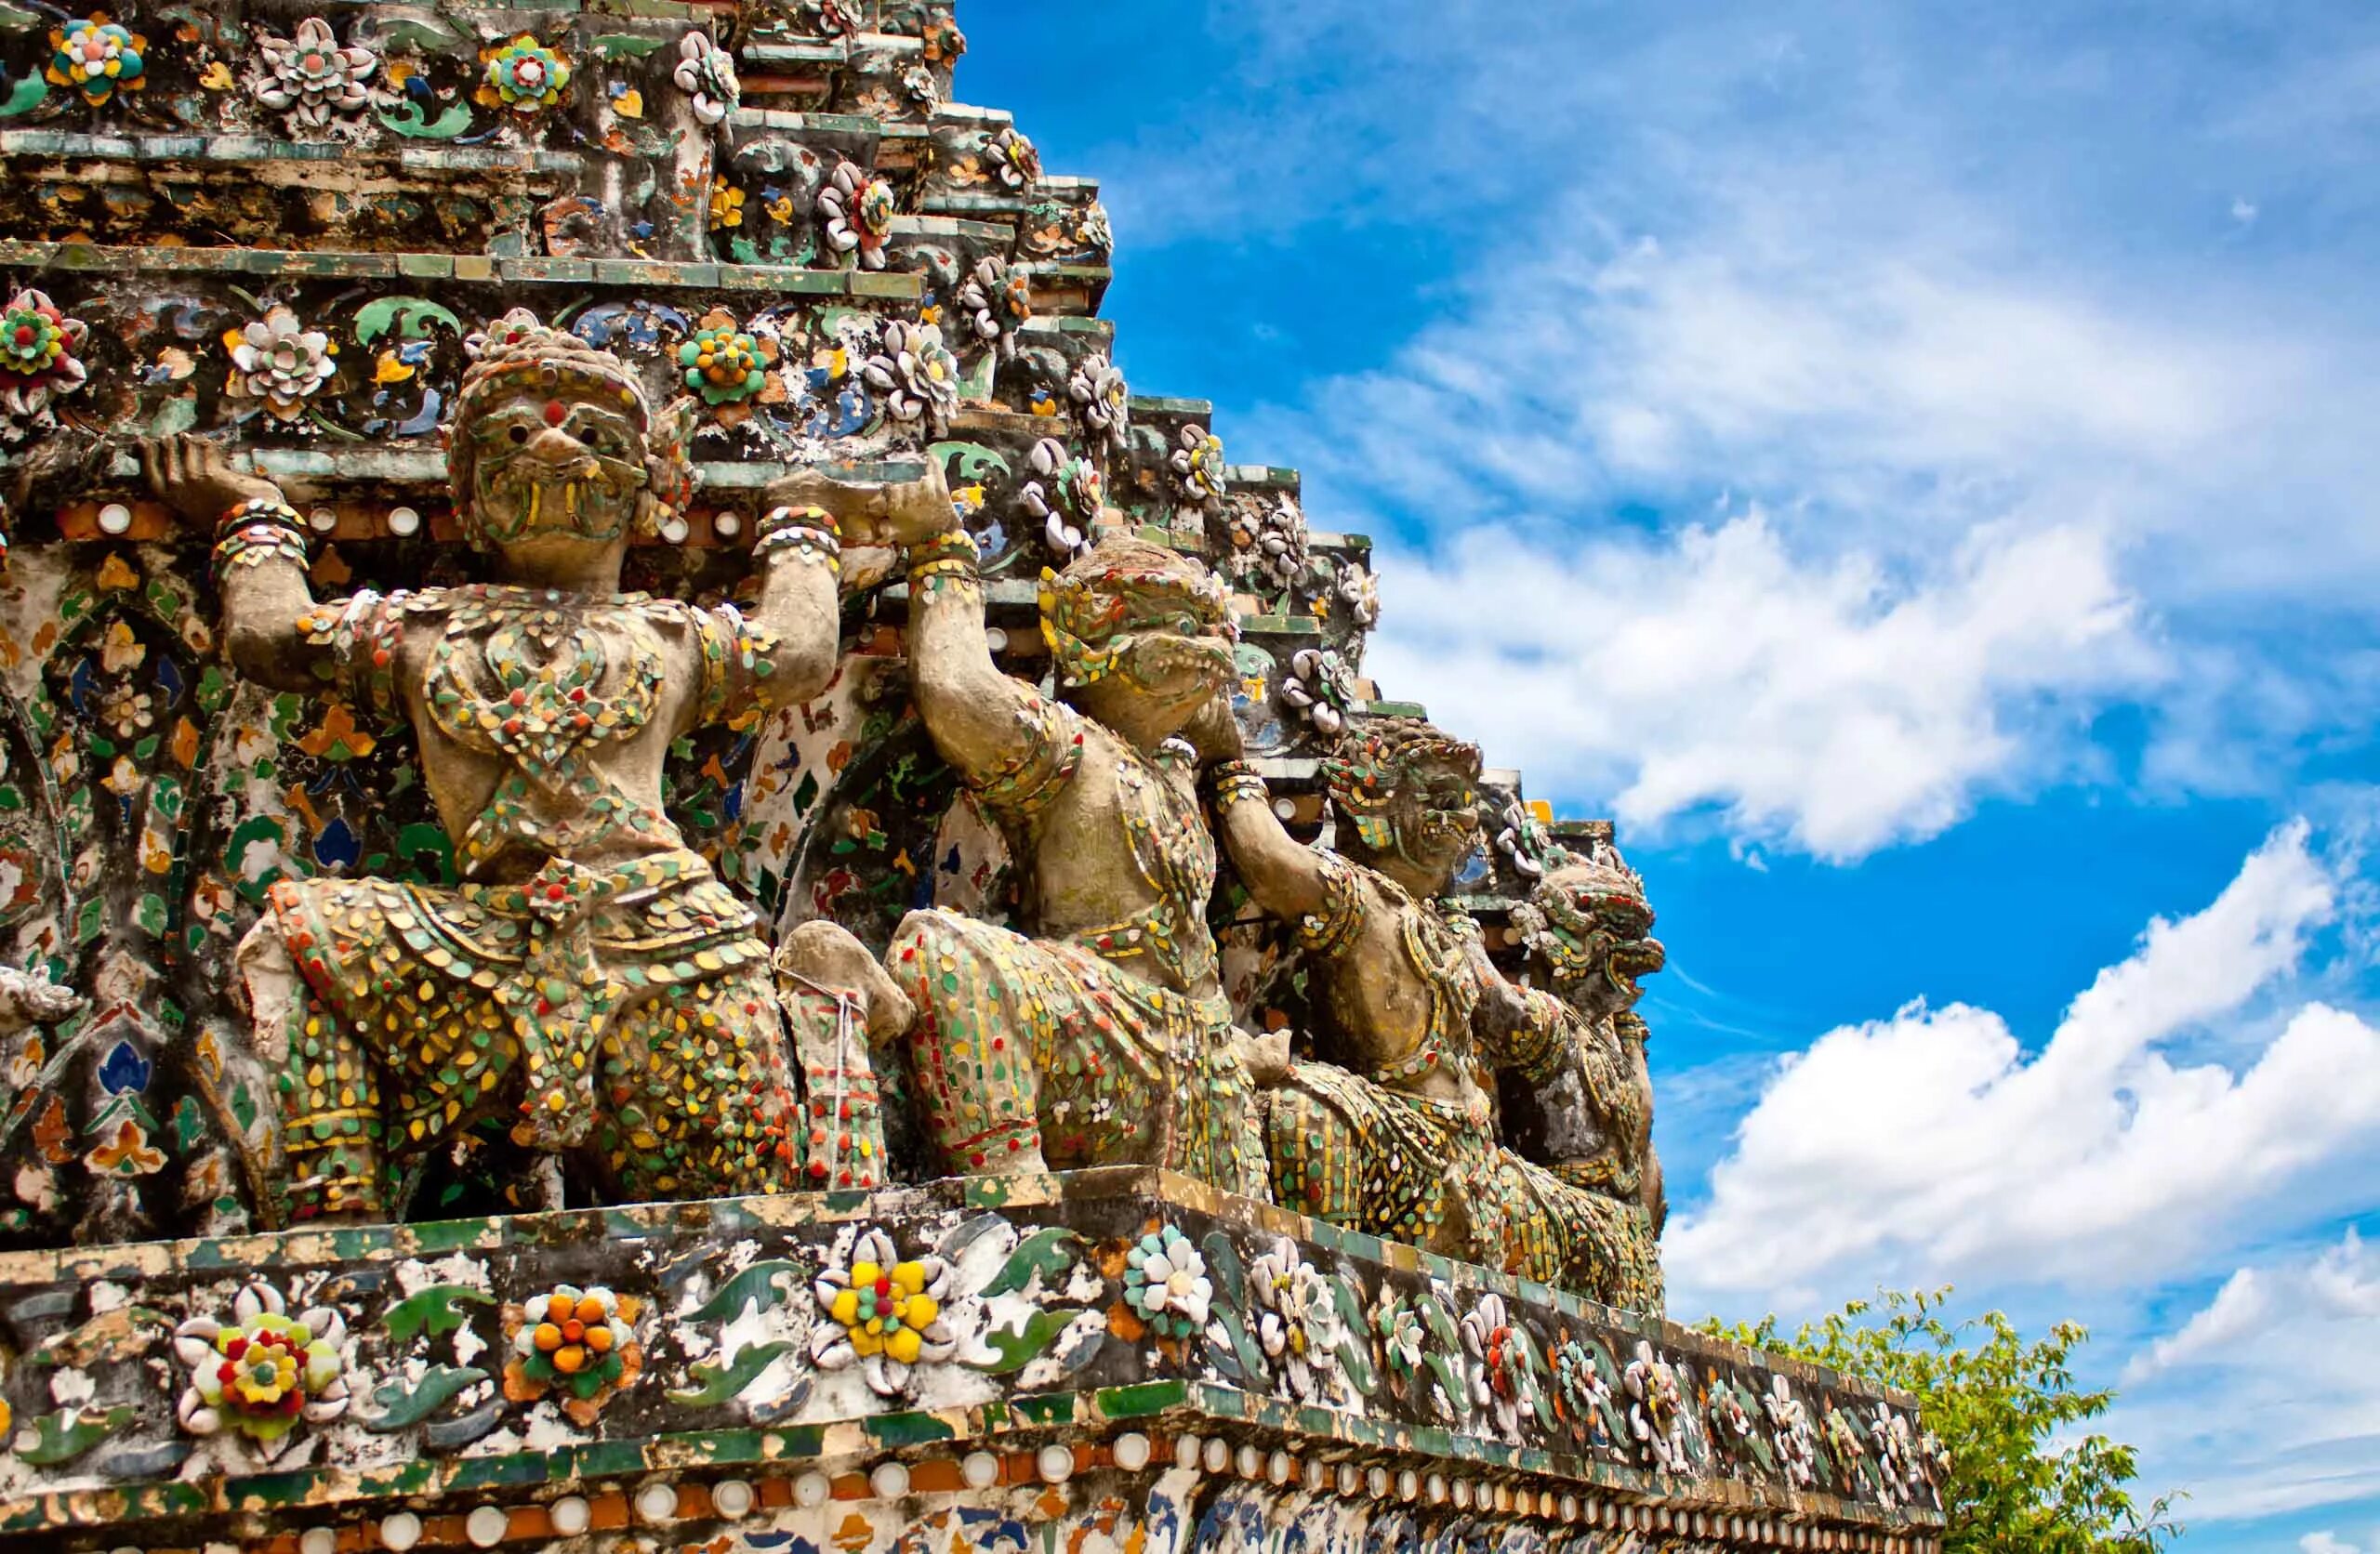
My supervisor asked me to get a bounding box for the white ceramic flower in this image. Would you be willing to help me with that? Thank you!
[957,256,1032,360]
[1496,800,1553,880]
[1623,1339,1691,1474]
[1020,437,1104,558]
[1459,1293,1535,1437]
[1280,647,1357,736]
[1369,1288,1426,1389]
[818,161,895,270]
[810,1226,958,1397]
[862,321,959,434]
[1247,1236,1345,1403]
[1121,1224,1212,1339]
[1066,351,1130,454]
[1223,495,1306,592]
[1334,560,1380,628]
[1765,1374,1818,1488]
[985,125,1040,190]
[253,17,376,132]
[1170,423,1227,516]
[1871,1403,1924,1508]
[229,305,337,420]
[173,1282,350,1458]
[672,31,740,125]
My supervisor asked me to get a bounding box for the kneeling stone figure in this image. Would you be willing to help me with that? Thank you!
[148,311,899,1222]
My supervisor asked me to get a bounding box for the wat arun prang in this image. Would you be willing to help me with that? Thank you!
[0,6,1941,1553]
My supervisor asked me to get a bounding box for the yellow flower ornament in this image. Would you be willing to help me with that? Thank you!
[811,1226,957,1396]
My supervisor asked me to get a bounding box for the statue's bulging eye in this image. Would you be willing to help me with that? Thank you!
[508,425,528,444]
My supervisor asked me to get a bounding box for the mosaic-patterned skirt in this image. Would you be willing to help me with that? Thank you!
[890,907,1269,1199]
[1265,1061,1663,1312]
[263,856,800,1219]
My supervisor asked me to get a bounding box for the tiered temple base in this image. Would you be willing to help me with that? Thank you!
[0,1173,1942,1554]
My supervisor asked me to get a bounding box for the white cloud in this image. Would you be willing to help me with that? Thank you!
[1192,2,2380,856]
[2112,1229,2380,1523]
[1667,823,2380,1301]
[1368,512,2158,859]
[2304,1534,2374,1554]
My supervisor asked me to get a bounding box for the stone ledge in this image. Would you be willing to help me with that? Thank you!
[0,1169,1943,1550]
[0,244,926,300]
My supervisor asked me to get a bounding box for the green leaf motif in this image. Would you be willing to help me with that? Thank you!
[381,19,469,52]
[1424,1351,1471,1422]
[383,1284,495,1346]
[683,1259,804,1324]
[980,1228,1083,1298]
[364,1364,487,1431]
[930,441,1012,484]
[592,33,667,59]
[968,1310,1078,1376]
[0,71,48,120]
[667,1339,796,1407]
[1329,1279,1378,1397]
[1217,1308,1270,1384]
[19,1405,135,1466]
[377,99,474,140]
[355,296,466,348]
[172,1094,205,1152]
[1199,1231,1247,1310]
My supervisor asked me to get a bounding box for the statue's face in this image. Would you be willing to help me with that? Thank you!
[1102,571,1237,713]
[1528,862,1664,1017]
[1385,754,1481,885]
[461,382,648,551]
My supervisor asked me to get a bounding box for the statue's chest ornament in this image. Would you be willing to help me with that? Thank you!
[425,595,663,786]
[414,590,674,873]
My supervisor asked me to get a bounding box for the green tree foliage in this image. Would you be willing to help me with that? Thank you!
[1707,1289,2180,1554]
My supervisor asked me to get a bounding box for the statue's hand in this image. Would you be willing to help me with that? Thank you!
[1183,691,1245,765]
[762,460,957,551]
[139,433,286,525]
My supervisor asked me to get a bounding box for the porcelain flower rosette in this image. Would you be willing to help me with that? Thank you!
[1625,1339,1697,1475]
[812,1225,958,1397]
[1247,1236,1346,1403]
[1460,1292,1539,1438]
[504,1284,641,1426]
[1765,1374,1820,1488]
[1120,1223,1212,1340]
[173,1283,350,1457]
[252,17,377,135]
[1552,1335,1620,1450]
[0,287,89,440]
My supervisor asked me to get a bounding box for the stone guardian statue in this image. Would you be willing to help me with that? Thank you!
[1207,716,1659,1309]
[143,310,900,1222]
[787,464,1271,1198]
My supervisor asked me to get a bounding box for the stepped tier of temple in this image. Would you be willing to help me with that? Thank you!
[0,5,1943,1553]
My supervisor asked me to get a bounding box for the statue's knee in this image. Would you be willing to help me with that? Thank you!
[232,920,304,1062]
[776,920,915,1041]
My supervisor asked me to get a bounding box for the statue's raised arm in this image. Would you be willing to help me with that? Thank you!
[141,432,329,694]
[779,460,1046,786]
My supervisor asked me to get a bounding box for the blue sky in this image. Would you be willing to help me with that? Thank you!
[959,4,2380,1548]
